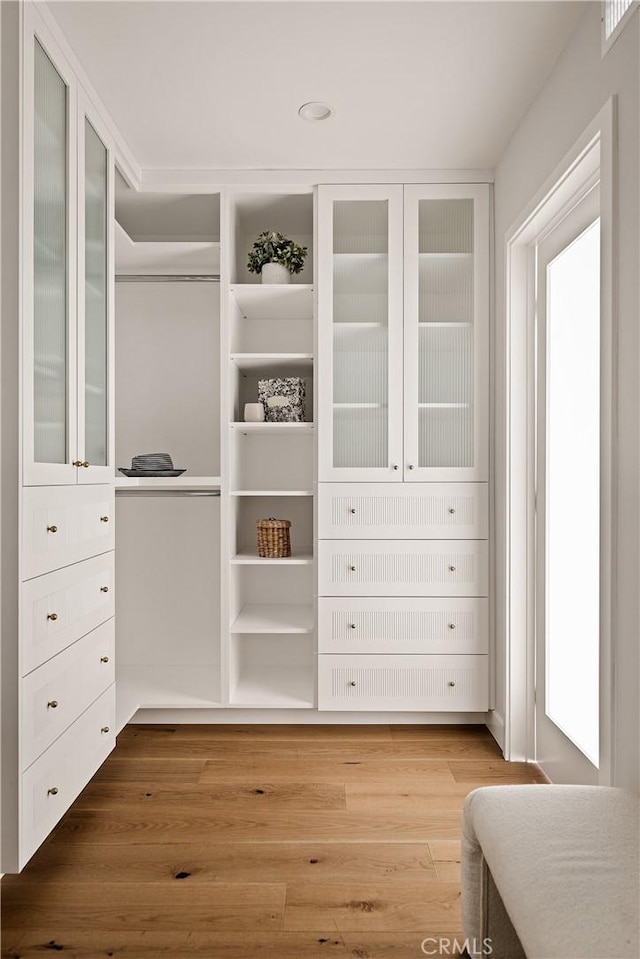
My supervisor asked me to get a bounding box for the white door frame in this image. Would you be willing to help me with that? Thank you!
[502,99,615,784]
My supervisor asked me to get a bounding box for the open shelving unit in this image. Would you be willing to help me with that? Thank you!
[223,190,316,709]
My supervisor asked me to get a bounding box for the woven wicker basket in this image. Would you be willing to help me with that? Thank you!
[256,517,292,558]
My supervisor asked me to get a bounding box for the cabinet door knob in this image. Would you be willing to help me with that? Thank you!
[82,461,90,468]
[349,623,357,629]
[448,507,456,514]
[47,525,58,533]
[47,612,58,622]
[101,726,110,734]
[349,508,356,514]
[448,623,456,630]
[392,464,399,470]
[47,700,59,709]
[448,565,456,572]
[349,681,357,687]
[72,460,83,467]
[408,464,415,471]
[349,565,356,572]
[100,656,110,663]
[100,515,109,523]
[47,786,59,796]
[100,586,110,593]
[448,681,456,687]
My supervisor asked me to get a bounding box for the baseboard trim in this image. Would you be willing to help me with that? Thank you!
[127,709,489,726]
[485,709,505,752]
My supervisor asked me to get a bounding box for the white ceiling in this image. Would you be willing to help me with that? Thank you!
[50,1,587,172]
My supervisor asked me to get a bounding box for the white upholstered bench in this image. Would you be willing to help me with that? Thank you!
[461,784,640,959]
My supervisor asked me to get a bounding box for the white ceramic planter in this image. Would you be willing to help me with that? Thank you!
[261,263,291,284]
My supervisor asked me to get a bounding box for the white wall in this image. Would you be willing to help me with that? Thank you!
[493,4,640,789]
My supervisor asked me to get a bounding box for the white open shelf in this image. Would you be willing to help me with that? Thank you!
[229,666,314,709]
[231,604,314,634]
[230,422,314,435]
[115,221,220,275]
[231,353,313,374]
[230,284,314,321]
[231,550,313,565]
[115,475,221,490]
[230,490,313,497]
[116,665,221,729]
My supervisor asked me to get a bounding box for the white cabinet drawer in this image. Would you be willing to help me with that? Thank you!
[318,540,489,597]
[21,553,115,675]
[20,684,115,869]
[318,654,488,711]
[22,485,115,580]
[21,619,115,771]
[318,483,488,539]
[318,597,488,654]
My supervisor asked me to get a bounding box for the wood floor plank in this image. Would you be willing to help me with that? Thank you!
[90,758,207,782]
[114,738,502,761]
[345,782,473,814]
[74,781,347,811]
[284,881,461,931]
[341,933,467,958]
[50,807,462,844]
[447,760,548,784]
[389,725,494,741]
[198,758,457,784]
[1,882,286,932]
[171,724,395,742]
[11,841,435,884]
[433,861,461,882]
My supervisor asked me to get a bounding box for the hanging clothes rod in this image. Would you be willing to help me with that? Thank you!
[115,274,220,283]
[115,489,220,497]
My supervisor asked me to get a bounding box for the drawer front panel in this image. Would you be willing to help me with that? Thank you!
[318,654,488,711]
[22,485,115,580]
[20,684,115,869]
[318,483,488,539]
[21,619,115,770]
[318,540,488,596]
[318,597,488,654]
[21,553,115,675]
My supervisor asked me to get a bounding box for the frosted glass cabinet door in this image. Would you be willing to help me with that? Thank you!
[403,185,489,481]
[77,103,114,484]
[318,185,404,482]
[23,35,78,486]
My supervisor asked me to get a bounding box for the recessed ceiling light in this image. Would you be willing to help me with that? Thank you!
[298,101,333,122]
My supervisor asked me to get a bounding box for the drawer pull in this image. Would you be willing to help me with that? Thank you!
[448,565,456,572]
[47,700,59,709]
[100,586,110,593]
[349,681,357,687]
[100,656,110,663]
[100,515,109,523]
[448,623,456,630]
[392,464,399,470]
[448,507,456,514]
[101,726,110,734]
[407,464,415,471]
[46,525,58,533]
[349,565,356,572]
[349,623,357,629]
[448,681,456,687]
[46,612,58,622]
[47,786,59,796]
[349,508,356,514]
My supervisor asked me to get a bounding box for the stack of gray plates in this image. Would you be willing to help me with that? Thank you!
[118,453,186,478]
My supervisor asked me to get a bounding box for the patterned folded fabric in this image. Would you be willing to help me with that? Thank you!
[131,453,174,471]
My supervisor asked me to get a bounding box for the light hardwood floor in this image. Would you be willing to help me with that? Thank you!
[1,724,546,958]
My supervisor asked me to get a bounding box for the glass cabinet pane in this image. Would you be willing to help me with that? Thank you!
[33,41,68,464]
[332,200,389,468]
[83,119,109,466]
[417,199,474,468]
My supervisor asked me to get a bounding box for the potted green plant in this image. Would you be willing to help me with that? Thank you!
[247,231,308,284]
